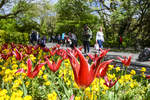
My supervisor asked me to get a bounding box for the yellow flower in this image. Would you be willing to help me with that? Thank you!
[0,89,8,96]
[42,66,45,70]
[43,74,48,81]
[12,64,18,69]
[73,82,79,89]
[124,74,132,82]
[130,82,135,88]
[130,80,138,88]
[5,69,11,75]
[44,81,51,86]
[108,65,114,70]
[66,80,71,86]
[38,70,43,76]
[102,91,106,94]
[48,91,57,100]
[29,54,36,62]
[23,95,32,100]
[130,70,136,75]
[107,73,115,79]
[75,96,81,100]
[103,85,109,90]
[140,67,146,72]
[25,81,30,87]
[116,67,120,72]
[141,72,146,78]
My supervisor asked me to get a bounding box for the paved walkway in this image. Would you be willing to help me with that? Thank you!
[46,43,150,74]
[46,43,149,64]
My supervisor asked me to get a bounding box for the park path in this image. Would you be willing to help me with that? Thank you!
[46,43,150,74]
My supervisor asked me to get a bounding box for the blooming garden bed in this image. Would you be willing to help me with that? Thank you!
[0,43,150,100]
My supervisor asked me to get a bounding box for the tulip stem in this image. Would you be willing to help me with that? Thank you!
[114,85,115,100]
[81,88,85,100]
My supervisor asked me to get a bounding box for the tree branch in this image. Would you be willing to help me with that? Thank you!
[0,9,23,19]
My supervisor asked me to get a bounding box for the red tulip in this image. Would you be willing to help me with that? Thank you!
[17,44,23,50]
[13,48,22,61]
[146,75,150,79]
[104,75,118,88]
[2,43,8,50]
[117,56,131,66]
[67,47,105,88]
[67,47,82,58]
[88,49,109,62]
[56,49,67,57]
[88,53,98,62]
[1,53,12,60]
[50,44,60,52]
[99,48,109,57]
[46,57,64,72]
[10,42,16,49]
[25,46,33,55]
[16,59,46,78]
[56,44,60,48]
[15,68,26,73]
[49,49,57,56]
[96,60,114,78]
[42,47,49,52]
[34,45,40,50]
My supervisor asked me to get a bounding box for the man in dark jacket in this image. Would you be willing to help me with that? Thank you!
[31,31,37,45]
[83,24,92,53]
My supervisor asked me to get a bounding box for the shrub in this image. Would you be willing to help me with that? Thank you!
[0,30,29,44]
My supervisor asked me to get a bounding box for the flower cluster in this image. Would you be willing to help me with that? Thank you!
[0,43,149,100]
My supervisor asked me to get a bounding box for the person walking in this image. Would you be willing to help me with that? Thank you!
[30,30,37,45]
[83,24,92,54]
[70,33,77,49]
[61,32,65,46]
[36,32,40,45]
[119,35,123,49]
[57,34,61,44]
[40,36,46,47]
[96,26,104,49]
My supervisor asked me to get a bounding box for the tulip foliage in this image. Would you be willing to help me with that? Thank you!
[0,43,150,100]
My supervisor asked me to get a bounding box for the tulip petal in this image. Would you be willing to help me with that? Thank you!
[97,60,113,78]
[15,68,26,74]
[32,62,46,78]
[125,56,131,66]
[27,59,32,76]
[146,75,150,79]
[67,50,80,84]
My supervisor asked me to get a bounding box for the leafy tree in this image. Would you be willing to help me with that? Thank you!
[55,0,99,45]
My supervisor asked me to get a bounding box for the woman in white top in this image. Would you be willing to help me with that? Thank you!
[96,26,104,49]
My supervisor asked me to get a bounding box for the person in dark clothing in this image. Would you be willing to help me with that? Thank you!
[40,36,46,47]
[83,24,92,53]
[70,33,77,48]
[30,31,37,45]
[37,32,40,45]
[57,34,61,44]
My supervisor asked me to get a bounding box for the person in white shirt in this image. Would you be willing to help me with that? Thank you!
[96,26,104,49]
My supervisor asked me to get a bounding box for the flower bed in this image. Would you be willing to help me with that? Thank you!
[0,43,150,100]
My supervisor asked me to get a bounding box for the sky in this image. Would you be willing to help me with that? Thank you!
[50,0,58,4]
